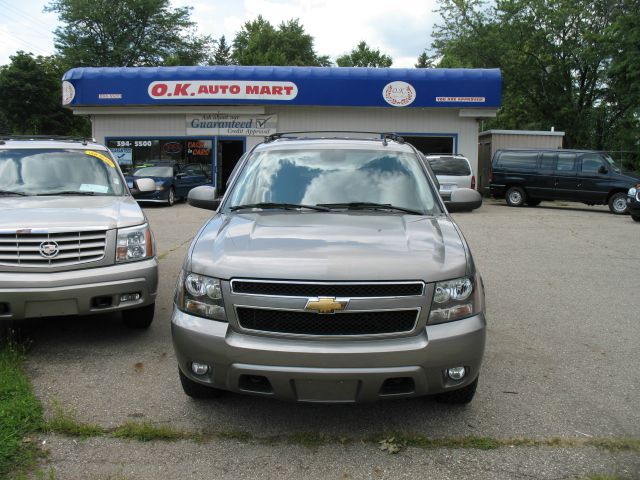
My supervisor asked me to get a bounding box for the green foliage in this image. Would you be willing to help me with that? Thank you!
[232,16,330,66]
[336,41,393,67]
[0,52,90,136]
[211,36,234,66]
[431,0,639,166]
[112,422,197,442]
[44,401,105,438]
[45,0,213,67]
[415,51,434,68]
[0,340,44,478]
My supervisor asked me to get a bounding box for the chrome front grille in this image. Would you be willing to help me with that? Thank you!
[0,230,107,267]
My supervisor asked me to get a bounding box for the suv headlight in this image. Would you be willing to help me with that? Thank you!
[175,271,226,321]
[428,276,477,324]
[116,224,154,262]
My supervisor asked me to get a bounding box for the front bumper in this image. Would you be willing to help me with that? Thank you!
[627,196,640,215]
[172,308,486,403]
[0,258,158,320]
[132,189,169,202]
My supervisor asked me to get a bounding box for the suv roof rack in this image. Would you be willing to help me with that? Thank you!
[264,131,405,146]
[0,135,97,146]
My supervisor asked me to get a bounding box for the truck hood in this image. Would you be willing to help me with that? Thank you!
[0,196,146,230]
[189,212,469,282]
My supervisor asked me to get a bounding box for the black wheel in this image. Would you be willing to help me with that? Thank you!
[526,199,541,207]
[608,192,627,214]
[167,188,176,207]
[505,187,526,207]
[122,303,155,329]
[632,215,640,222]
[179,368,224,398]
[434,377,478,405]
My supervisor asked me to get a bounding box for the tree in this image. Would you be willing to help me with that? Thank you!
[45,0,213,67]
[430,0,635,153]
[415,51,434,68]
[232,16,330,66]
[211,36,234,65]
[336,41,392,67]
[0,52,89,135]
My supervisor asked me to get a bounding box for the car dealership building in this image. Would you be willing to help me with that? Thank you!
[62,66,501,191]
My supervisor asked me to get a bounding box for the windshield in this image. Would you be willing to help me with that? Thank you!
[227,148,440,214]
[133,166,173,177]
[428,157,471,176]
[0,148,125,196]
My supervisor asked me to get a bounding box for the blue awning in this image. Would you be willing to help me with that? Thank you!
[62,66,501,109]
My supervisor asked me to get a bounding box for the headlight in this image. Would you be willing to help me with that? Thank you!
[429,276,477,324]
[629,187,637,197]
[175,271,226,321]
[116,224,154,262]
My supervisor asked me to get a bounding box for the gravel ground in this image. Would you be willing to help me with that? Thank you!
[21,199,640,479]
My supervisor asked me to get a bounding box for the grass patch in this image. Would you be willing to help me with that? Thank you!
[0,338,44,479]
[44,402,104,439]
[112,422,198,442]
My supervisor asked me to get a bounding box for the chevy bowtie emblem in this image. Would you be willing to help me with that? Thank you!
[305,297,349,314]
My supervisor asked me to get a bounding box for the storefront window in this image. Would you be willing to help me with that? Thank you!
[106,138,213,181]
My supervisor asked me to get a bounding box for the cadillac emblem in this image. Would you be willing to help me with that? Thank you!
[39,241,60,258]
[305,297,349,314]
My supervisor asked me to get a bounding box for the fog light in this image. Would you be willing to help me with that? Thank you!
[447,366,466,380]
[191,362,210,376]
[120,292,141,303]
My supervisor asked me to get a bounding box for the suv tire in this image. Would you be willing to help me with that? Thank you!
[505,187,526,207]
[179,369,224,398]
[167,188,176,207]
[608,192,628,214]
[122,303,155,329]
[434,377,478,404]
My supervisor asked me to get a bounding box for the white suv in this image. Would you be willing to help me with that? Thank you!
[425,155,475,201]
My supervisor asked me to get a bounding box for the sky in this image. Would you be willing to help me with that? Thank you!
[0,0,441,68]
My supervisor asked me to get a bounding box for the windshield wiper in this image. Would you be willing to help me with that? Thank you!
[230,202,330,212]
[36,191,97,196]
[0,190,30,196]
[317,202,424,215]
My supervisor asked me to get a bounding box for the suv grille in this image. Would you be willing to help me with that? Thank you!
[236,307,418,336]
[0,230,107,267]
[231,281,424,297]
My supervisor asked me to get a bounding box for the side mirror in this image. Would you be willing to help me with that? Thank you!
[447,188,482,212]
[188,185,220,210]
[134,178,156,193]
[598,165,608,174]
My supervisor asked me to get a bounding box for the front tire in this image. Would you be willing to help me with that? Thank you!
[179,369,224,399]
[505,187,526,207]
[122,303,155,329]
[608,192,628,214]
[167,188,176,207]
[434,377,478,405]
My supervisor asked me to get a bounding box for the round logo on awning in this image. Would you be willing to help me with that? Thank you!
[62,81,75,105]
[382,81,415,107]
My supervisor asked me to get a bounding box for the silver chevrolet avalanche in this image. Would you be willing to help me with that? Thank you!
[172,134,486,403]
[0,137,158,328]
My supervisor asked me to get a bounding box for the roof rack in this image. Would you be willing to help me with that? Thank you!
[0,135,97,146]
[264,131,404,146]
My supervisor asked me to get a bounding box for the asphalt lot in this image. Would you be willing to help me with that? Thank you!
[23,199,640,479]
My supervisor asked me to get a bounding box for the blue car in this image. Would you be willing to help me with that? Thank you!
[126,162,210,206]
